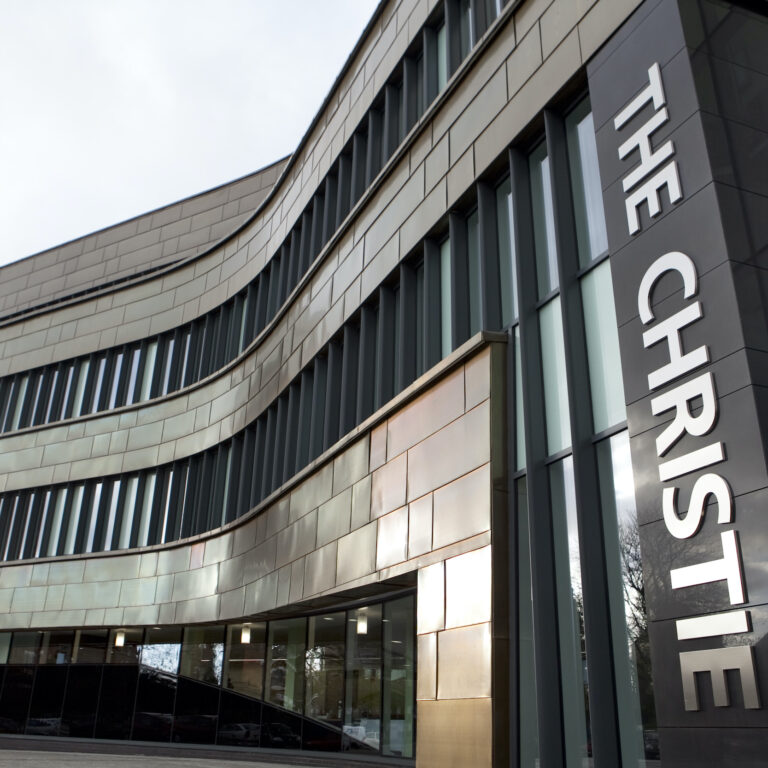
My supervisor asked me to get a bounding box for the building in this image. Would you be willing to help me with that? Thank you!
[0,0,765,765]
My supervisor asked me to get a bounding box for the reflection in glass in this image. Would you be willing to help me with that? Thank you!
[74,629,108,663]
[437,22,448,91]
[62,664,101,737]
[0,666,34,733]
[581,260,625,433]
[38,631,74,664]
[224,622,266,698]
[140,340,158,401]
[118,476,139,550]
[460,0,473,54]
[0,634,10,664]
[496,177,517,325]
[173,676,218,744]
[180,625,224,685]
[266,617,306,713]
[8,632,41,665]
[467,210,482,336]
[10,375,28,430]
[47,488,67,557]
[305,613,345,724]
[125,347,141,405]
[161,337,175,396]
[529,142,558,298]
[26,665,66,735]
[550,456,591,767]
[89,355,106,414]
[43,369,59,423]
[345,605,382,750]
[217,689,262,747]
[133,667,175,742]
[382,595,414,758]
[107,628,143,664]
[72,362,89,417]
[440,238,452,357]
[137,473,156,548]
[84,481,103,553]
[517,478,539,765]
[566,99,608,267]
[108,351,123,409]
[33,490,52,558]
[63,484,84,556]
[58,364,75,420]
[142,627,181,674]
[539,297,571,454]
[96,665,138,740]
[514,326,525,471]
[597,431,658,766]
[103,479,121,551]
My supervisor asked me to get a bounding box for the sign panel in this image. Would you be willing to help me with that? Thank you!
[588,0,768,759]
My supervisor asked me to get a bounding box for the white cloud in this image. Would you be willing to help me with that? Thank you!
[0,0,379,266]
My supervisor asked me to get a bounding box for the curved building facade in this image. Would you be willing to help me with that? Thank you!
[0,0,766,766]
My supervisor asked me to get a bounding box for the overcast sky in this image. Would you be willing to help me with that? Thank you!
[0,0,379,267]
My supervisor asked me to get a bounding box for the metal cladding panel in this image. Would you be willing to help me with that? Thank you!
[588,0,768,759]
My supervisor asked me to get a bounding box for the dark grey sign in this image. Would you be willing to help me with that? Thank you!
[588,0,768,761]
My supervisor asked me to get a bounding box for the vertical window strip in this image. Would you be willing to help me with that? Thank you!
[89,357,107,414]
[33,490,52,558]
[72,361,89,417]
[108,352,124,410]
[539,297,571,455]
[140,340,158,401]
[514,326,526,471]
[58,364,75,420]
[439,238,452,358]
[566,99,609,267]
[10,375,28,430]
[85,482,103,553]
[467,209,482,336]
[119,476,139,550]
[0,379,16,432]
[16,494,33,561]
[103,480,121,552]
[137,473,156,548]
[496,176,518,325]
[2,496,20,560]
[43,368,60,423]
[161,337,175,396]
[550,456,591,767]
[529,143,559,298]
[47,488,67,557]
[125,347,141,405]
[581,260,625,432]
[64,485,84,556]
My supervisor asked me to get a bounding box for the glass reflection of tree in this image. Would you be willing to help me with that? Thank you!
[141,642,180,674]
[305,641,344,722]
[619,521,655,730]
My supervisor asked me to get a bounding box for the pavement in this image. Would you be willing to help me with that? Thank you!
[0,744,404,768]
[0,750,315,767]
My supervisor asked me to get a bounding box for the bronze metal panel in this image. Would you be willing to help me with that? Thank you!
[417,632,437,701]
[437,622,492,700]
[445,545,492,629]
[417,698,492,768]
[417,561,445,634]
[432,463,491,550]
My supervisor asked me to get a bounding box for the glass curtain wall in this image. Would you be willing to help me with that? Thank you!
[506,94,658,766]
[0,594,414,756]
[345,604,383,750]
